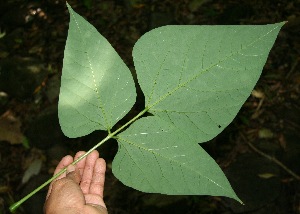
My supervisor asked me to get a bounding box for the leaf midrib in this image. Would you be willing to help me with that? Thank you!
[146,24,281,111]
[69,7,110,130]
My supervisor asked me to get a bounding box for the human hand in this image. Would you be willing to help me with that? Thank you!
[44,150,107,214]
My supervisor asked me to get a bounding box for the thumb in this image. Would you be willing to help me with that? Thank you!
[66,165,81,184]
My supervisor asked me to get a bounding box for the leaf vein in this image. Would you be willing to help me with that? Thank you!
[148,24,281,110]
[118,136,232,194]
[70,9,110,129]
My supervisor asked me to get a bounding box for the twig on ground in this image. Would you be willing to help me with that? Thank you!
[241,133,300,181]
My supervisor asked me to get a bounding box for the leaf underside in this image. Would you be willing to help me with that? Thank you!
[114,117,239,199]
[115,23,283,202]
[60,3,284,203]
[132,24,284,143]
[59,4,136,137]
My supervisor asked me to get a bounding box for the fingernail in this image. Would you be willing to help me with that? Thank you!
[66,164,75,174]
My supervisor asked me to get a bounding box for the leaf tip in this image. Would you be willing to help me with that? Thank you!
[282,21,288,26]
[66,1,72,12]
[276,21,288,28]
[237,198,244,205]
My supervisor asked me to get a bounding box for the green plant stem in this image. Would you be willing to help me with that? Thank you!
[111,107,148,136]
[9,168,66,213]
[9,108,148,213]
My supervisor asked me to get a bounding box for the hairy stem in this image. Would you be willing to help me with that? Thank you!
[9,108,148,212]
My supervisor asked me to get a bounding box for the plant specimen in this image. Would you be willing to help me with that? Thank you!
[9,3,285,212]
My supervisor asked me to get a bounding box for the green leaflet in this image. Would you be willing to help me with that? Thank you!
[132,24,284,142]
[59,4,285,203]
[114,116,240,202]
[58,4,136,137]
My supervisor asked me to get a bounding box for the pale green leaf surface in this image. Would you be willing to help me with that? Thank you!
[133,23,284,142]
[113,116,240,201]
[58,4,136,137]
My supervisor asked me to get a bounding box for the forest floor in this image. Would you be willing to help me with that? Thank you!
[0,0,300,213]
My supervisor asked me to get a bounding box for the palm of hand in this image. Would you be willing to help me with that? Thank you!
[45,151,107,214]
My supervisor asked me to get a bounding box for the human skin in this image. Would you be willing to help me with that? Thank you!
[44,150,107,214]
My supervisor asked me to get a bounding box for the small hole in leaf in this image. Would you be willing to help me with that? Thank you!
[218,125,221,128]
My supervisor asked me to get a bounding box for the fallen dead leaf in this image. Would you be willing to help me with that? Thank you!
[258,128,274,139]
[278,133,287,150]
[258,173,277,179]
[22,159,42,184]
[0,111,25,144]
[252,89,265,99]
